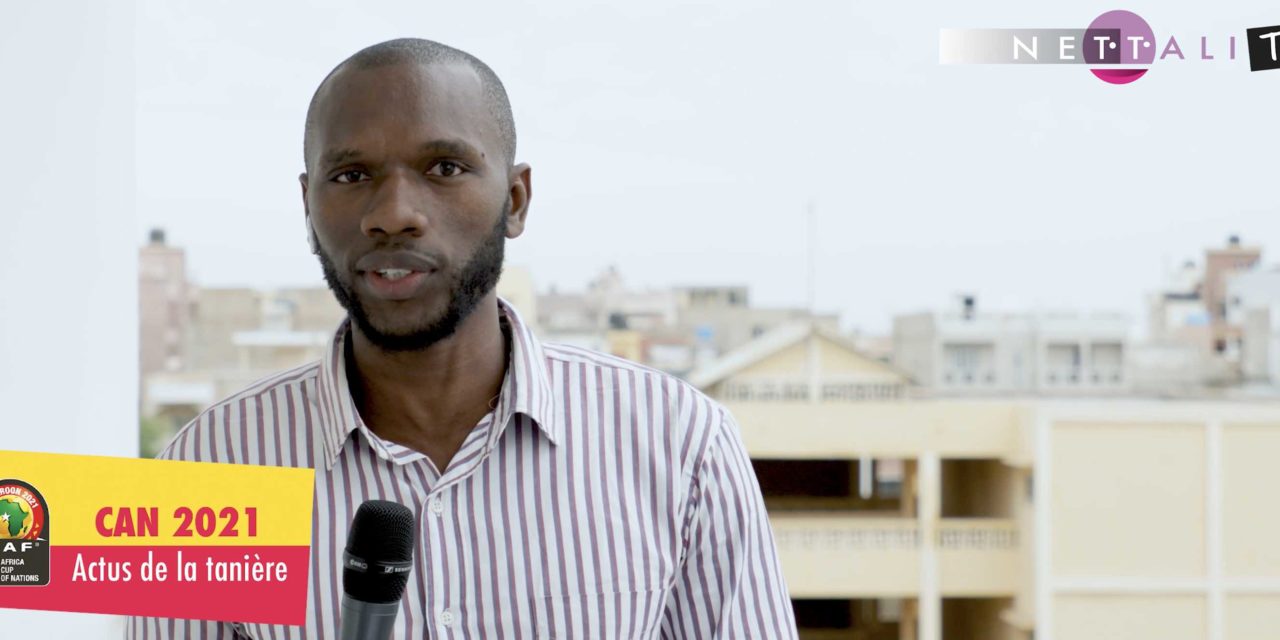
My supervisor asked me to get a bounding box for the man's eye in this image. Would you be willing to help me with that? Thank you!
[428,161,465,178]
[332,170,368,184]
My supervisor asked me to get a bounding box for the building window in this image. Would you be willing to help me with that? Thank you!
[943,343,995,386]
[941,459,1015,518]
[792,599,852,633]
[1046,344,1082,385]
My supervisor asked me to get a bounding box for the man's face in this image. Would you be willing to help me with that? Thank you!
[300,62,527,351]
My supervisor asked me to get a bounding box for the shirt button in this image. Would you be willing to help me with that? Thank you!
[428,497,444,515]
[439,609,455,626]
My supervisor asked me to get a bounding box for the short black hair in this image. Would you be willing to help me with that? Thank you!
[303,38,517,173]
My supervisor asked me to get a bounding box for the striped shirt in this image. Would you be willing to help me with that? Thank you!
[125,297,798,639]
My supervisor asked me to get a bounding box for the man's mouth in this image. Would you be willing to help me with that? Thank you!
[375,268,415,281]
[362,269,435,300]
[352,250,443,301]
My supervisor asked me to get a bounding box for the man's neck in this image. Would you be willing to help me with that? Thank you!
[345,295,509,469]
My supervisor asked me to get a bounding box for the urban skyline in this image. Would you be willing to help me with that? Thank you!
[140,230,1280,418]
[144,227,1274,341]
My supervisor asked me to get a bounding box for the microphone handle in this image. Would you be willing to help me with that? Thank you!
[339,597,400,640]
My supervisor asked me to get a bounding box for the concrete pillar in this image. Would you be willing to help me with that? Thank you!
[901,459,919,517]
[900,599,918,640]
[918,452,941,640]
[1207,419,1223,640]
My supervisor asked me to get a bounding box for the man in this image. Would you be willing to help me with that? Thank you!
[127,38,798,639]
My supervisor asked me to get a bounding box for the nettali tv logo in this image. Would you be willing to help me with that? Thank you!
[941,10,1280,84]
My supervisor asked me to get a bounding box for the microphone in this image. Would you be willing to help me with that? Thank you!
[339,500,416,640]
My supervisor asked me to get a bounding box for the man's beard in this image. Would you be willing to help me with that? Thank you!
[317,206,508,352]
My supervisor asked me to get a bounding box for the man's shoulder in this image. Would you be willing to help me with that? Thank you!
[158,361,323,465]
[542,341,668,376]
[541,341,731,452]
[543,342,721,407]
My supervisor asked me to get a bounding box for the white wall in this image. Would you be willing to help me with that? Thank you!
[1226,270,1280,326]
[0,2,136,635]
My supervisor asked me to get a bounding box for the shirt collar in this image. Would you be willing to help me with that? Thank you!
[315,296,561,470]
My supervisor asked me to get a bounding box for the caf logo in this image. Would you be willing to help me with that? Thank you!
[0,479,50,586]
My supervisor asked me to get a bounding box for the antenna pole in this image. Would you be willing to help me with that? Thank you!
[807,200,816,315]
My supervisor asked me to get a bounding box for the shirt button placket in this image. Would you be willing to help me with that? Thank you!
[425,487,449,638]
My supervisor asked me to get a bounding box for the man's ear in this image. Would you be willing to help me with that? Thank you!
[506,163,532,238]
[298,172,310,214]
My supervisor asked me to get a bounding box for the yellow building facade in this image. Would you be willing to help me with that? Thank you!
[690,321,1280,640]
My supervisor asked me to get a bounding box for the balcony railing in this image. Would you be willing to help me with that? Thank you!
[773,517,1019,552]
[1087,365,1124,385]
[936,518,1021,596]
[941,368,997,387]
[770,514,1020,598]
[720,379,906,402]
[774,517,921,552]
[1043,367,1082,385]
[1043,366,1124,387]
[936,519,1019,550]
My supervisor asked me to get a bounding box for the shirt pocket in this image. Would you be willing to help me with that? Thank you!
[530,587,669,640]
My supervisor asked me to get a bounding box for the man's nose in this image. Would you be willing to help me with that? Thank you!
[361,172,428,239]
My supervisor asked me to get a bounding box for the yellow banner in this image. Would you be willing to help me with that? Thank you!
[0,450,314,546]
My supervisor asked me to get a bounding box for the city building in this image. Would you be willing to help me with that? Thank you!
[673,284,840,366]
[537,266,678,353]
[1137,236,1270,393]
[1224,267,1280,391]
[1203,236,1262,358]
[142,286,345,433]
[138,232,346,441]
[689,322,1280,640]
[536,267,839,377]
[138,229,191,378]
[1147,258,1210,348]
[1138,257,1221,395]
[892,296,1131,396]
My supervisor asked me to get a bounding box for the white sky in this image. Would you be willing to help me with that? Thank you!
[135,0,1280,335]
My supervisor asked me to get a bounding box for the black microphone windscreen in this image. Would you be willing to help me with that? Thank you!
[343,500,415,604]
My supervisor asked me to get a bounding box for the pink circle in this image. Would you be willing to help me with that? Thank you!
[1084,10,1155,84]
